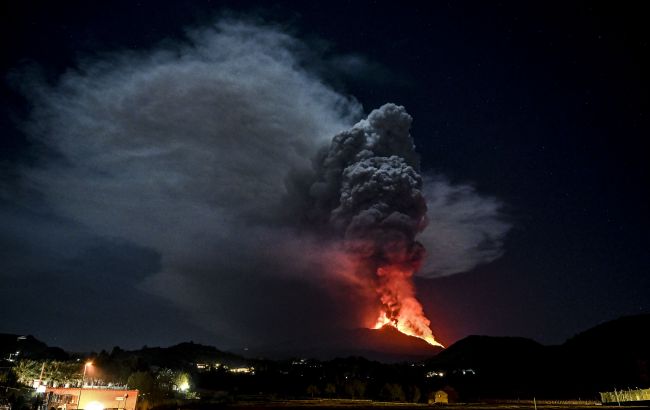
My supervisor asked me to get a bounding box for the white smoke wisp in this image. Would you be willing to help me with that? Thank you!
[21,19,362,340]
[417,176,512,278]
[25,20,361,245]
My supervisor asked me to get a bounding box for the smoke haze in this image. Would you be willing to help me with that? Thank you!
[4,19,511,346]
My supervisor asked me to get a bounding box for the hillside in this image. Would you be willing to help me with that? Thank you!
[0,333,69,361]
[423,314,650,399]
[3,313,648,401]
[110,341,248,369]
[245,325,442,362]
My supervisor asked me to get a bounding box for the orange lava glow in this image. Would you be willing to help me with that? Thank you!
[371,266,444,348]
[373,312,443,347]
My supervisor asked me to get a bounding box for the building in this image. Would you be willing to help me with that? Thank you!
[600,388,650,404]
[428,386,458,404]
[44,388,138,410]
[431,390,448,404]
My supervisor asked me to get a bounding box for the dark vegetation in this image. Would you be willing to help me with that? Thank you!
[1,315,648,410]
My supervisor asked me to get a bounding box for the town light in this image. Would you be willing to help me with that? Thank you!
[86,401,104,410]
[176,373,190,392]
[83,362,93,379]
[78,360,94,407]
[82,362,93,384]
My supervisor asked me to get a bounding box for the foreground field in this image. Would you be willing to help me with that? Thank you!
[222,399,648,409]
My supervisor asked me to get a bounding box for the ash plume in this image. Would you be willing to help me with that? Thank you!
[294,104,441,345]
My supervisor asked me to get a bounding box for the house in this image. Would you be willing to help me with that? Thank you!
[44,387,138,410]
[431,390,448,404]
[428,386,458,405]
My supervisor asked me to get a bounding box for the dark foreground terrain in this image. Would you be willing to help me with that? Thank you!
[188,398,648,409]
[2,315,649,410]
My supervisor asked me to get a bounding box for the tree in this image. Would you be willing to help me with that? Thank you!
[408,385,421,403]
[174,372,191,393]
[154,369,174,392]
[306,384,319,398]
[380,383,406,402]
[127,371,155,394]
[324,383,336,397]
[13,360,41,385]
[0,368,17,385]
[344,379,366,399]
[13,360,82,387]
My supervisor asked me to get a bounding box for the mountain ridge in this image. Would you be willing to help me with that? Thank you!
[3,314,648,365]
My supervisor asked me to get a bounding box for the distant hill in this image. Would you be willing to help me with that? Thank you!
[3,313,648,397]
[0,333,69,361]
[563,313,650,354]
[431,335,544,368]
[558,314,650,394]
[245,325,443,362]
[424,335,547,399]
[423,314,650,400]
[246,314,649,364]
[109,341,248,369]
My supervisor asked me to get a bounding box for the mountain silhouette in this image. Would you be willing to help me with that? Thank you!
[247,324,443,362]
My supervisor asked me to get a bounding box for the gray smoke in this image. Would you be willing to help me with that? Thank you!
[291,104,436,341]
[293,104,421,228]
[16,19,363,342]
[306,104,426,246]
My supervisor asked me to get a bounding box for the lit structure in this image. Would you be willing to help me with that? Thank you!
[431,390,448,404]
[78,362,93,407]
[600,388,650,404]
[229,366,254,374]
[44,387,138,410]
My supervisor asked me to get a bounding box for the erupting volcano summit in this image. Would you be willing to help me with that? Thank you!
[298,103,443,348]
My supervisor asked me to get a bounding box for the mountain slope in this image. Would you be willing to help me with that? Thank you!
[248,325,442,362]
[0,333,69,361]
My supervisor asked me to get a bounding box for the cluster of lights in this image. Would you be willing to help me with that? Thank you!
[195,362,254,375]
[426,368,476,378]
[229,367,254,374]
[7,350,20,362]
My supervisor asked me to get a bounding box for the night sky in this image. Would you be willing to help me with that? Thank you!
[1,1,648,352]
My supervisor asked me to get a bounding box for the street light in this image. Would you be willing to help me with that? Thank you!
[78,362,93,409]
[83,362,93,385]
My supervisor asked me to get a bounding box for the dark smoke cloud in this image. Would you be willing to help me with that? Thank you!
[295,103,427,269]
[291,104,438,342]
[6,19,511,345]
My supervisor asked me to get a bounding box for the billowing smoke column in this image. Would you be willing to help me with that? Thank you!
[306,103,443,347]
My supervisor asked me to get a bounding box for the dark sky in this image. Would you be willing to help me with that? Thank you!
[1,0,648,352]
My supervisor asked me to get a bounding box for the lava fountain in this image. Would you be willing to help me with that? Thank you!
[372,266,443,347]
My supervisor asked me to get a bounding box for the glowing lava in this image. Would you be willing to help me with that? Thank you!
[371,266,444,348]
[373,312,443,347]
[311,105,446,351]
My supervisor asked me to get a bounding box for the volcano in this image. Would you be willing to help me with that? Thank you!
[246,325,443,362]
